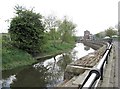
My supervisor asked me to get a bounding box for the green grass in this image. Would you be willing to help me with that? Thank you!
[2,46,36,70]
[1,33,75,70]
[1,34,36,70]
[43,41,75,54]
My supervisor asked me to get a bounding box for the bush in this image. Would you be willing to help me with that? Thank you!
[8,6,45,55]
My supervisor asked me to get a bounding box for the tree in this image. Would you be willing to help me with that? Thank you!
[95,31,106,39]
[95,33,100,38]
[8,6,45,55]
[44,15,61,47]
[58,17,76,43]
[105,27,117,37]
[44,15,59,31]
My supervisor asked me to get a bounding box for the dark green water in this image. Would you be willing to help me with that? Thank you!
[1,43,94,88]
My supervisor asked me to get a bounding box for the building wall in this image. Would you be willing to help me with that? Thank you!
[84,30,90,40]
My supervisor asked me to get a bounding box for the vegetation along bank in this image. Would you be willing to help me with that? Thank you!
[2,5,76,70]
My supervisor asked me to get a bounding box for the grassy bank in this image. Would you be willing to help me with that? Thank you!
[43,41,75,54]
[2,46,36,70]
[1,34,36,70]
[2,34,75,70]
[35,41,75,60]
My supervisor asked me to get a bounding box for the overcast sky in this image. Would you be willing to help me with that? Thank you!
[0,0,119,36]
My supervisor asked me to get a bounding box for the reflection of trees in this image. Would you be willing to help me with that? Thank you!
[84,46,90,51]
[9,54,73,87]
[2,66,28,79]
[11,63,50,87]
[46,57,63,87]
[53,57,56,70]
[71,50,78,60]
[57,54,72,71]
[44,54,73,86]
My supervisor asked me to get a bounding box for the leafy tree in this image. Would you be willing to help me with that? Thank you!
[44,15,61,47]
[44,15,59,31]
[8,6,45,55]
[105,27,117,37]
[58,17,76,43]
[95,33,100,38]
[95,31,106,39]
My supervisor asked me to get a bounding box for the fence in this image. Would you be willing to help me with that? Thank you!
[80,43,112,89]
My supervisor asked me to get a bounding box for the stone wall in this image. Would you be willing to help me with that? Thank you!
[57,41,108,87]
[82,40,107,50]
[64,45,107,80]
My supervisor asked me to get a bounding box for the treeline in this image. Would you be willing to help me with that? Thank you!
[95,27,118,39]
[8,5,76,56]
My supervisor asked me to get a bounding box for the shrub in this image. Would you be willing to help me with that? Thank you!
[8,6,45,55]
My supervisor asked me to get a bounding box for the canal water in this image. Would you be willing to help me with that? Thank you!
[1,43,94,88]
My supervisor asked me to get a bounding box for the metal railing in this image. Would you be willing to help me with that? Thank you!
[80,43,112,89]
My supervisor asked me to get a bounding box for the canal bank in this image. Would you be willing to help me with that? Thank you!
[2,41,75,70]
[82,40,107,50]
[1,43,94,88]
[57,41,107,87]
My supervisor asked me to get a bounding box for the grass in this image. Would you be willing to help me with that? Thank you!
[1,34,36,70]
[43,41,75,54]
[2,45,36,70]
[1,34,75,70]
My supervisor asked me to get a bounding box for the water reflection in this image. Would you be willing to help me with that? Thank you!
[33,54,67,87]
[71,43,94,61]
[57,54,72,71]
[1,43,94,88]
[84,46,90,51]
[2,75,16,88]
[11,64,50,87]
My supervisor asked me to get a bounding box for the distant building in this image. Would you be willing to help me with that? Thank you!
[90,34,94,40]
[84,30,90,40]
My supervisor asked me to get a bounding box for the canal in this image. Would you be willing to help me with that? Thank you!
[1,43,94,88]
